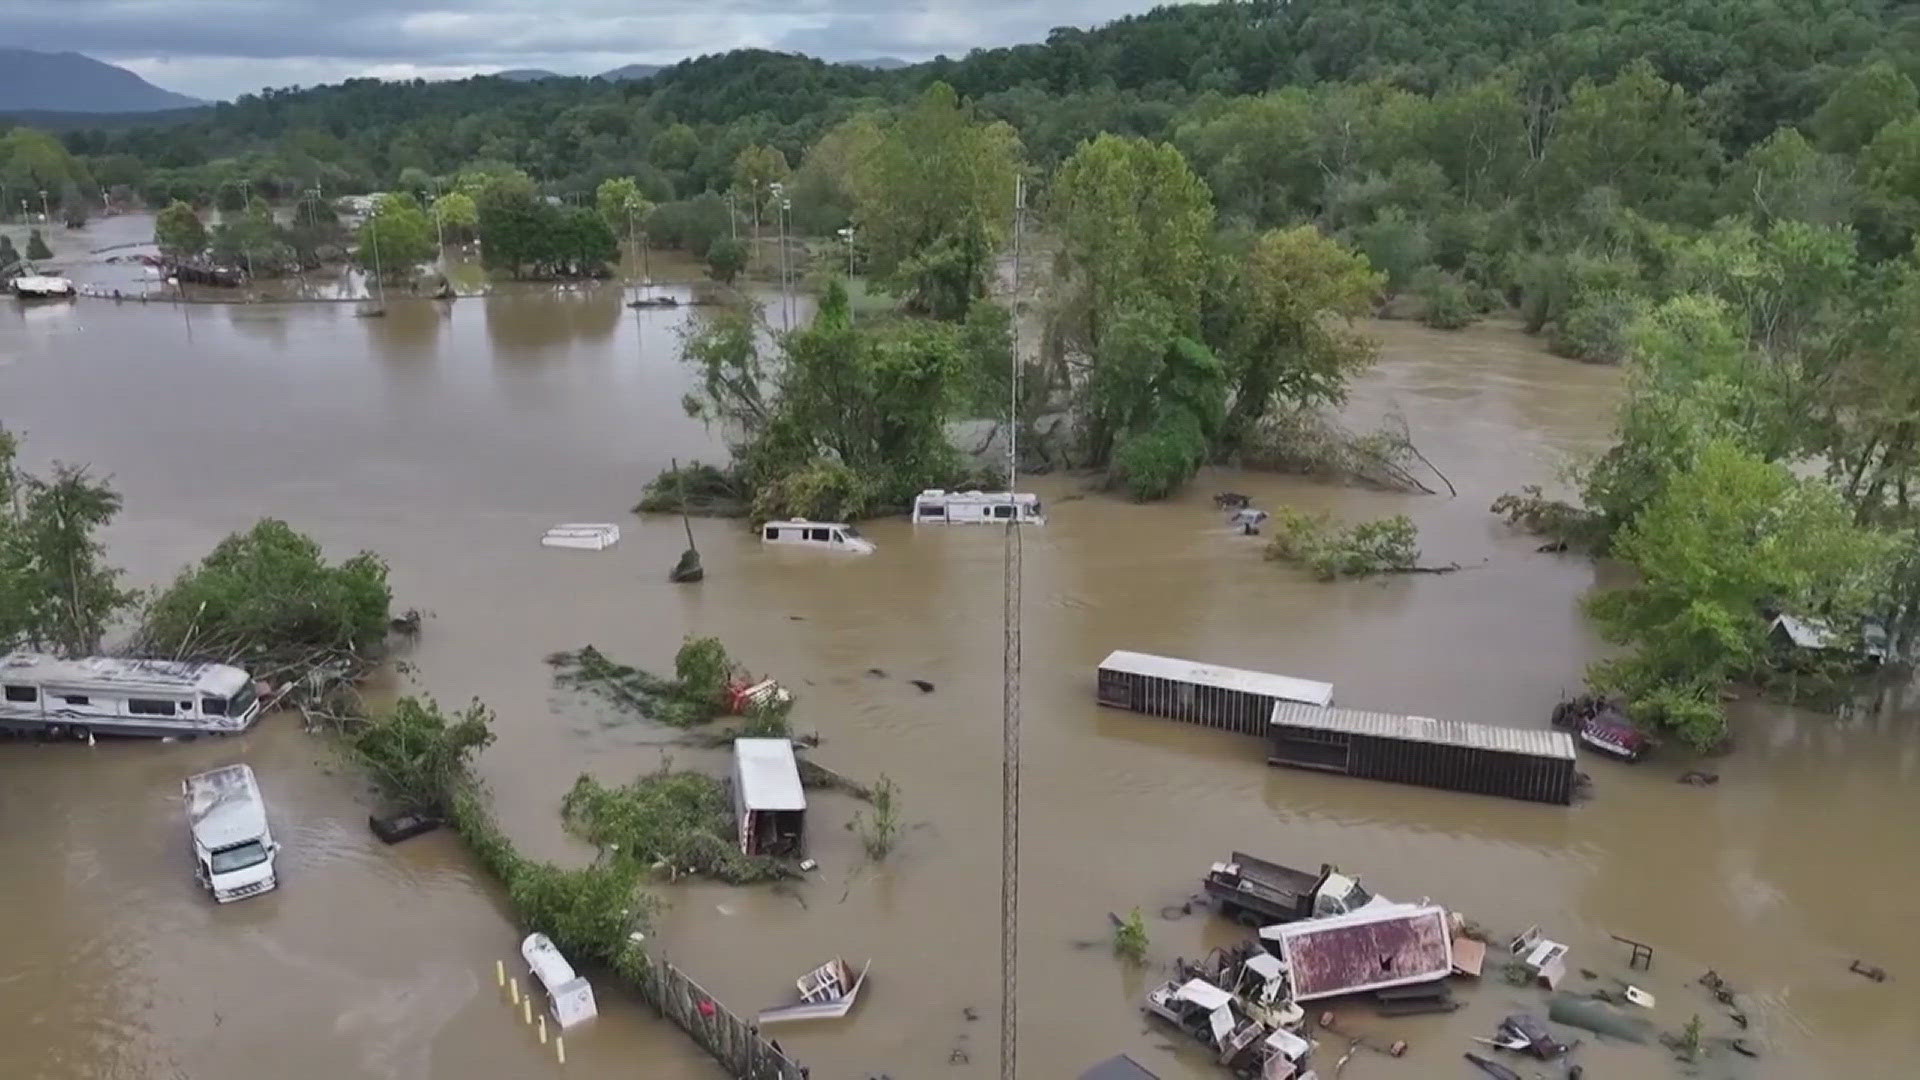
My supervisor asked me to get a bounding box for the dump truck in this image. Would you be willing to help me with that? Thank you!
[1204,852,1387,925]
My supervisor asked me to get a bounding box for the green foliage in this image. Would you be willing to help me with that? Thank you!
[1216,225,1383,451]
[1811,61,1919,155]
[429,191,478,241]
[594,176,652,235]
[507,861,656,967]
[1265,508,1422,581]
[563,768,795,882]
[1352,208,1431,291]
[350,696,497,815]
[1550,290,1645,363]
[749,458,877,523]
[138,518,392,674]
[0,234,17,273]
[0,430,135,657]
[647,193,731,258]
[25,229,52,260]
[1112,411,1209,502]
[1587,441,1898,748]
[855,774,901,861]
[154,200,208,260]
[357,192,436,278]
[704,236,748,284]
[1414,266,1478,329]
[634,460,749,517]
[475,181,616,278]
[855,83,1019,319]
[1113,908,1149,964]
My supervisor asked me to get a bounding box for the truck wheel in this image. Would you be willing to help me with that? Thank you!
[71,725,91,742]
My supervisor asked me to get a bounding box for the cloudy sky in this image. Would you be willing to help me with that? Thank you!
[2,0,1163,101]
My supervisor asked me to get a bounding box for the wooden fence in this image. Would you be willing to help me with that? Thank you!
[636,959,808,1080]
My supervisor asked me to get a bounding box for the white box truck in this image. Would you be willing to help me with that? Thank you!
[183,764,279,902]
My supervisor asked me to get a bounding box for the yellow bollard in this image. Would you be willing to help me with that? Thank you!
[522,998,532,1025]
[555,1036,566,1065]
[509,977,520,1005]
[538,1015,548,1045]
[496,959,506,988]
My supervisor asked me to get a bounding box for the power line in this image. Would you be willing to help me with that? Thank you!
[1000,173,1026,1080]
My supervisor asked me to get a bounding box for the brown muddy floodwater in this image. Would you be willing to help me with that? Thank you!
[2,220,1916,1080]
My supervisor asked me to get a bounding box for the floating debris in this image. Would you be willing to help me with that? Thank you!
[757,957,871,1025]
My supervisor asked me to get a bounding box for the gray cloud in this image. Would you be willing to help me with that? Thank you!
[0,0,1153,101]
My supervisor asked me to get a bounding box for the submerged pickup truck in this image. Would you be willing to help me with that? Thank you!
[1203,852,1388,925]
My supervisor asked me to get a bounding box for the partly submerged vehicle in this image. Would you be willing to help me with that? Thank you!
[1143,978,1267,1068]
[9,274,76,299]
[759,518,874,554]
[1550,695,1650,762]
[183,764,279,903]
[541,523,621,550]
[1,653,262,739]
[757,957,871,1024]
[911,488,1044,525]
[522,932,598,1028]
[1204,852,1387,925]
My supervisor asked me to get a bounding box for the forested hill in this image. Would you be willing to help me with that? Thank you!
[11,0,1920,222]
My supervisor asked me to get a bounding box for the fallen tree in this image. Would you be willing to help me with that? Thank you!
[562,766,798,883]
[547,638,793,730]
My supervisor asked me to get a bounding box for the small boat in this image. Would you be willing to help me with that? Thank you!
[756,957,870,1024]
[541,523,621,550]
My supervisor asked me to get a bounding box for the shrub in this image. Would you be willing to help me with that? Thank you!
[350,696,497,815]
[855,774,902,860]
[749,458,877,523]
[1265,508,1420,580]
[1414,266,1478,329]
[563,767,795,882]
[1111,413,1208,502]
[548,637,782,728]
[1551,290,1645,363]
[1113,907,1149,963]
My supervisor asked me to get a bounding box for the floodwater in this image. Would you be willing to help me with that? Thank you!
[2,217,1915,1080]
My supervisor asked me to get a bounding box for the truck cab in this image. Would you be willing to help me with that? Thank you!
[1311,870,1383,918]
[184,764,280,903]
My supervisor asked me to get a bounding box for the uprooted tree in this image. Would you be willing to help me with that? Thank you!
[548,637,792,731]
[0,425,137,657]
[1264,508,1427,580]
[563,765,798,883]
[135,518,393,687]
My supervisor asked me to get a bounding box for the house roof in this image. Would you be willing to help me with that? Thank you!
[1276,903,1454,1000]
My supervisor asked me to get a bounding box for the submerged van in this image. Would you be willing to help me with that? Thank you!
[183,764,280,902]
[759,518,875,554]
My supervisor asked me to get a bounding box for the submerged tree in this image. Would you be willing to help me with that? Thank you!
[0,429,135,657]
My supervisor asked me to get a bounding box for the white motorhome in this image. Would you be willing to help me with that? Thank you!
[183,764,279,902]
[0,653,262,739]
[912,489,1044,525]
[759,519,875,554]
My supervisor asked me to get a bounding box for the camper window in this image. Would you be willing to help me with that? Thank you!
[3,684,36,703]
[210,841,270,873]
[64,694,90,706]
[202,697,227,717]
[128,698,176,716]
[764,526,779,540]
[808,528,828,542]
[993,504,1014,519]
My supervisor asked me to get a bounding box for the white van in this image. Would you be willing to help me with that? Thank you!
[183,764,280,902]
[759,518,875,554]
[912,489,1044,525]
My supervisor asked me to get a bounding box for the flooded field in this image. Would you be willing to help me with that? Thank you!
[2,218,1914,1079]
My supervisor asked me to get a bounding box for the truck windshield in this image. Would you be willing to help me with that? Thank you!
[210,840,269,874]
[226,682,257,717]
[1342,881,1375,910]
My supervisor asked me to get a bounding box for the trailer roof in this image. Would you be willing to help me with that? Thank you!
[734,738,806,811]
[1,653,251,697]
[184,764,267,850]
[1098,650,1334,707]
[1276,903,1454,1001]
[1269,701,1575,760]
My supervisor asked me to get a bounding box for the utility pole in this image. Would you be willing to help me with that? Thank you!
[370,211,387,310]
[38,189,50,224]
[998,171,1026,1080]
[837,225,856,324]
[427,177,445,262]
[770,182,791,331]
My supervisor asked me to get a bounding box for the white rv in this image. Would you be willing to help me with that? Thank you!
[759,519,875,554]
[0,653,262,739]
[911,489,1044,524]
[183,764,280,902]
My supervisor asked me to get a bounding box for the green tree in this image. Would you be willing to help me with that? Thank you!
[730,144,790,251]
[1723,128,1855,227]
[1053,133,1214,357]
[1810,60,1919,155]
[594,176,652,238]
[0,234,19,273]
[357,192,437,278]
[1216,225,1382,452]
[429,191,478,242]
[1536,60,1716,223]
[705,236,748,284]
[1588,440,1898,748]
[1,450,135,657]
[25,229,52,260]
[854,83,1020,320]
[0,127,87,190]
[648,123,701,174]
[476,178,549,277]
[1863,114,1920,238]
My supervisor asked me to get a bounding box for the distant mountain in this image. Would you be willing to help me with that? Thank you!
[597,63,664,82]
[0,48,204,112]
[493,68,564,82]
[844,57,912,70]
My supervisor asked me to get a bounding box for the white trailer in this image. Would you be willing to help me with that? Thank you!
[911,489,1044,524]
[2,653,262,739]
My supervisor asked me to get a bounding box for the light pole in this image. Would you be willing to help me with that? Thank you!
[837,225,856,324]
[426,177,445,262]
[770,182,791,331]
[38,189,50,224]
